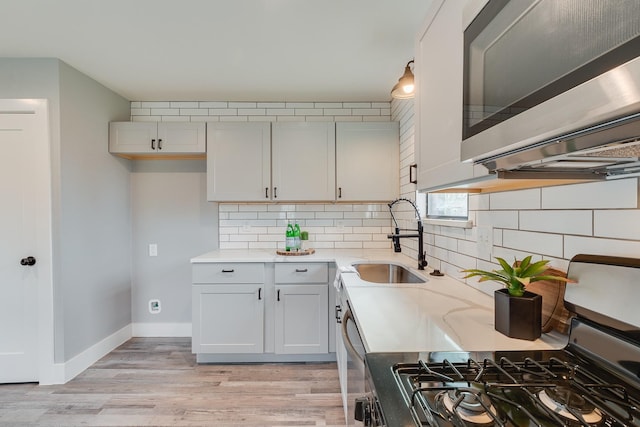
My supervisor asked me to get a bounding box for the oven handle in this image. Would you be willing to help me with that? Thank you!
[341,308,365,365]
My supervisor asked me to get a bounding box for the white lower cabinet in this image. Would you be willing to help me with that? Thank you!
[192,284,264,353]
[192,261,333,362]
[274,263,329,354]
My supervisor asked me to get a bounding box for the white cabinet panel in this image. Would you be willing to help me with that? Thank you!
[415,0,489,191]
[109,122,205,156]
[336,122,399,201]
[275,284,329,354]
[192,284,264,354]
[272,122,336,201]
[206,122,271,201]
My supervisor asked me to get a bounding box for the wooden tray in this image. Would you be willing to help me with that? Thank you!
[276,248,315,256]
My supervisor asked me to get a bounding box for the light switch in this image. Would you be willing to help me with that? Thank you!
[149,244,158,257]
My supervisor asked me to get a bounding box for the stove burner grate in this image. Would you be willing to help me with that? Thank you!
[393,355,640,427]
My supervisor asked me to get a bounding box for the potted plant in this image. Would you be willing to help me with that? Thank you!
[462,256,574,340]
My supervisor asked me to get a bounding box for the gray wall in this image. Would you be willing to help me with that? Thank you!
[131,160,218,326]
[0,58,131,362]
[58,61,132,360]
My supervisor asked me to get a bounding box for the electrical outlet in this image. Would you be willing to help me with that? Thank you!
[242,221,251,232]
[149,244,158,257]
[477,227,493,260]
[149,299,161,314]
[337,220,345,232]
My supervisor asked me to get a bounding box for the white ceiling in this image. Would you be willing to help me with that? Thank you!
[0,0,432,102]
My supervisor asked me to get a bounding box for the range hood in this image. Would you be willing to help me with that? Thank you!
[480,112,640,181]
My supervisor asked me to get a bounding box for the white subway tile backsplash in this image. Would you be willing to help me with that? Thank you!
[353,109,381,116]
[565,235,640,259]
[542,179,638,209]
[324,108,351,116]
[151,108,179,116]
[315,102,343,108]
[209,108,237,116]
[594,210,640,239]
[257,102,285,108]
[179,108,208,116]
[141,101,170,108]
[469,193,489,211]
[475,210,519,229]
[295,108,323,116]
[502,230,563,258]
[266,108,294,116]
[520,210,592,235]
[229,102,257,108]
[286,102,314,108]
[171,101,198,108]
[490,188,540,210]
[238,108,266,116]
[199,101,227,108]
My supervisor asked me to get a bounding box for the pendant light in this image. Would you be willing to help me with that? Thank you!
[391,60,415,99]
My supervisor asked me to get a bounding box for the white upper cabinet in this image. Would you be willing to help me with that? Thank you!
[336,122,399,201]
[207,121,398,202]
[207,122,271,202]
[415,0,489,192]
[109,122,205,156]
[272,122,336,201]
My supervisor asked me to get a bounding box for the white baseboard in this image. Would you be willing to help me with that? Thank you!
[40,323,191,385]
[132,322,192,337]
[44,324,132,385]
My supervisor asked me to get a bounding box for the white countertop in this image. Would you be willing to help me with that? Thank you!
[191,249,569,353]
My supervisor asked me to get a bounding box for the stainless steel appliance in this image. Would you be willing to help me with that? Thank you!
[358,254,640,426]
[461,0,640,179]
[336,273,367,425]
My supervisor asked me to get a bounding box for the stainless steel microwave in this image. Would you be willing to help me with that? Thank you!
[461,0,640,178]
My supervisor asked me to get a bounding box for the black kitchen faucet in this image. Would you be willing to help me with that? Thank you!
[387,198,428,270]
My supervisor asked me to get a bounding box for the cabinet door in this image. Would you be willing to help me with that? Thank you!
[207,122,271,201]
[336,122,399,201]
[192,284,264,353]
[274,284,328,354]
[109,122,157,153]
[415,0,486,191]
[157,122,205,153]
[271,122,336,201]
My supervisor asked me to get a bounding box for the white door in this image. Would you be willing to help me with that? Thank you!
[0,100,49,383]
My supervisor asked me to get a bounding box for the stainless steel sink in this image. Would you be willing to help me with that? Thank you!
[352,262,426,284]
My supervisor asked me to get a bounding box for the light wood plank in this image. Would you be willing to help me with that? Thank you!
[0,338,345,426]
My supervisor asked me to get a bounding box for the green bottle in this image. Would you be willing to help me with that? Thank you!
[285,222,294,251]
[293,223,301,251]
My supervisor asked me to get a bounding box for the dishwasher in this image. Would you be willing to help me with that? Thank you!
[335,276,366,426]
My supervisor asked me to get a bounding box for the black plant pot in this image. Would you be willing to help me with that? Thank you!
[494,288,542,340]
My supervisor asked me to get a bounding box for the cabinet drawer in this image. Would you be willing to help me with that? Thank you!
[275,263,328,284]
[193,263,264,284]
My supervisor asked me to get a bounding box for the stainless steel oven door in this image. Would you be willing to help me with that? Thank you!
[342,305,366,426]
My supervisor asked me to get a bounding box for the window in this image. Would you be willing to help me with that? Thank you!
[425,193,468,220]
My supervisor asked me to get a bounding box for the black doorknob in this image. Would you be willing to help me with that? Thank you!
[20,256,36,266]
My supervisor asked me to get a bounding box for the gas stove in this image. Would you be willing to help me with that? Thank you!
[359,255,640,427]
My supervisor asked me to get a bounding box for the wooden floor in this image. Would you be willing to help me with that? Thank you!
[0,338,346,426]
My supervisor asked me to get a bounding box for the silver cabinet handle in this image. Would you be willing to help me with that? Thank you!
[295,268,308,273]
